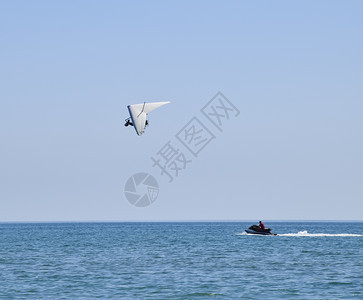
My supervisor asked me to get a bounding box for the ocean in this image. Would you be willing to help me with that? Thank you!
[0,222,362,299]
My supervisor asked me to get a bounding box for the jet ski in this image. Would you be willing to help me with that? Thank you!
[245,225,277,236]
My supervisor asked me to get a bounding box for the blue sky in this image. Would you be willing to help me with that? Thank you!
[1,0,362,221]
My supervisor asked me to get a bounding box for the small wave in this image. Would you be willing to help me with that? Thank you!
[279,231,362,237]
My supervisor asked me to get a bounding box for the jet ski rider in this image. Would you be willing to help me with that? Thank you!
[259,221,265,230]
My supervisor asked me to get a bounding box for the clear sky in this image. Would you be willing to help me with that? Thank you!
[1,0,362,222]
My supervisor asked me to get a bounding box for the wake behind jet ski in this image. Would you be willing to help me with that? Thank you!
[245,221,277,235]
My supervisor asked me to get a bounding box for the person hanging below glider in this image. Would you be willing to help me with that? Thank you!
[124,118,133,127]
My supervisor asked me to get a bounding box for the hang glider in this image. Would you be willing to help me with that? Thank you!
[124,101,170,136]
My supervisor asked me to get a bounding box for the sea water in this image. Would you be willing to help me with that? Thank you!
[0,222,362,299]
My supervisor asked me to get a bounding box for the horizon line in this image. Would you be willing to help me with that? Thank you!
[1,219,362,224]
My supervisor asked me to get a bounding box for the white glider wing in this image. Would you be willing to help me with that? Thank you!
[127,101,170,136]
